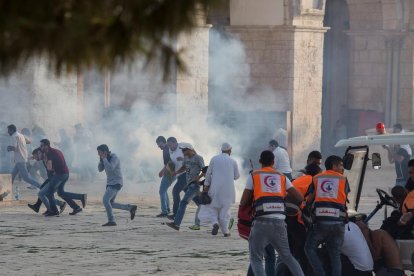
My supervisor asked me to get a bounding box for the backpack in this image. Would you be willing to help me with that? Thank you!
[237,204,253,240]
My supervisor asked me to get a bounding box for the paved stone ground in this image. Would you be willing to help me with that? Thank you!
[0,166,406,275]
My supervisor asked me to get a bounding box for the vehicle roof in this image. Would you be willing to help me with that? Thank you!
[335,133,414,148]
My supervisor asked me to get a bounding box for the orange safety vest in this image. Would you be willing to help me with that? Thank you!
[312,170,347,222]
[252,167,286,217]
[402,190,414,214]
[292,175,313,198]
[292,174,313,225]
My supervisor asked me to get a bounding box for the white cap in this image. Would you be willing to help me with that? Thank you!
[179,142,194,151]
[221,142,232,151]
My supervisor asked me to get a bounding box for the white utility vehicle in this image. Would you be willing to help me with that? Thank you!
[335,133,414,271]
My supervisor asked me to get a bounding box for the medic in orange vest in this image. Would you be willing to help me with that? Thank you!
[291,163,322,225]
[240,151,304,218]
[307,157,350,222]
[240,151,305,276]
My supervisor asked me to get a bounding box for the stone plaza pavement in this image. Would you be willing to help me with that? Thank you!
[0,166,399,275]
[0,193,248,275]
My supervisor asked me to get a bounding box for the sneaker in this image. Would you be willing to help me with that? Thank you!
[102,221,117,227]
[42,210,49,215]
[167,214,175,221]
[59,202,67,214]
[166,222,180,231]
[81,194,87,208]
[44,211,59,217]
[188,225,200,230]
[28,204,40,213]
[212,223,219,235]
[228,218,234,230]
[156,213,168,218]
[224,233,231,237]
[130,205,137,220]
[69,207,82,215]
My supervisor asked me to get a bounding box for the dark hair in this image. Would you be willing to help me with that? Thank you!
[40,139,50,146]
[167,137,177,143]
[97,144,110,153]
[7,124,16,133]
[305,163,322,176]
[260,150,275,166]
[32,147,42,155]
[325,155,343,170]
[391,185,407,201]
[393,123,402,130]
[307,151,322,161]
[268,139,279,147]
[409,159,414,167]
[156,136,166,143]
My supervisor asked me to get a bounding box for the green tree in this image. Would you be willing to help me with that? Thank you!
[0,0,221,78]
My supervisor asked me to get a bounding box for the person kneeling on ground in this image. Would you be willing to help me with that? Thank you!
[357,221,405,276]
[381,185,414,239]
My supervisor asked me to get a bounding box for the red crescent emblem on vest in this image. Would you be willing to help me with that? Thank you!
[321,180,334,193]
[264,175,277,188]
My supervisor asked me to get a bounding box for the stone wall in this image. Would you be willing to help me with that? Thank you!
[399,35,414,126]
[176,26,210,125]
[0,66,35,129]
[291,28,325,167]
[31,60,78,139]
[347,34,387,112]
[0,60,79,140]
[226,26,294,112]
[344,0,414,128]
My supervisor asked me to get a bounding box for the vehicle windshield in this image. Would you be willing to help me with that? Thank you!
[343,147,368,214]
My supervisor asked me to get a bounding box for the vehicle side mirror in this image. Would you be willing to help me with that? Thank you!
[343,154,354,170]
[372,153,381,169]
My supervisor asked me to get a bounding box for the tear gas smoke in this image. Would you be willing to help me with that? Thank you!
[0,30,289,201]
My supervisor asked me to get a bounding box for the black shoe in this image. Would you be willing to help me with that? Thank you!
[166,222,179,231]
[156,213,168,218]
[224,233,231,237]
[212,223,219,236]
[130,205,137,220]
[28,204,39,213]
[44,211,59,217]
[81,194,87,208]
[59,202,67,214]
[42,210,48,215]
[102,221,117,227]
[69,207,82,215]
[167,214,175,221]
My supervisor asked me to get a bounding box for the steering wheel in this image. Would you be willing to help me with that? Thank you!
[376,188,398,208]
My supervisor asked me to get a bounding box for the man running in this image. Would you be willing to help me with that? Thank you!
[27,147,67,214]
[97,144,137,226]
[7,124,40,190]
[38,139,86,216]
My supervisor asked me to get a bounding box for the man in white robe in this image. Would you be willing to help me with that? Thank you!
[204,142,240,236]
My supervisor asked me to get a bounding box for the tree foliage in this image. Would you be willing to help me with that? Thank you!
[0,0,221,78]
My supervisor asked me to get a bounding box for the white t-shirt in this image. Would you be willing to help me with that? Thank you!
[397,130,412,156]
[272,147,292,174]
[169,148,184,176]
[341,222,373,271]
[11,132,29,163]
